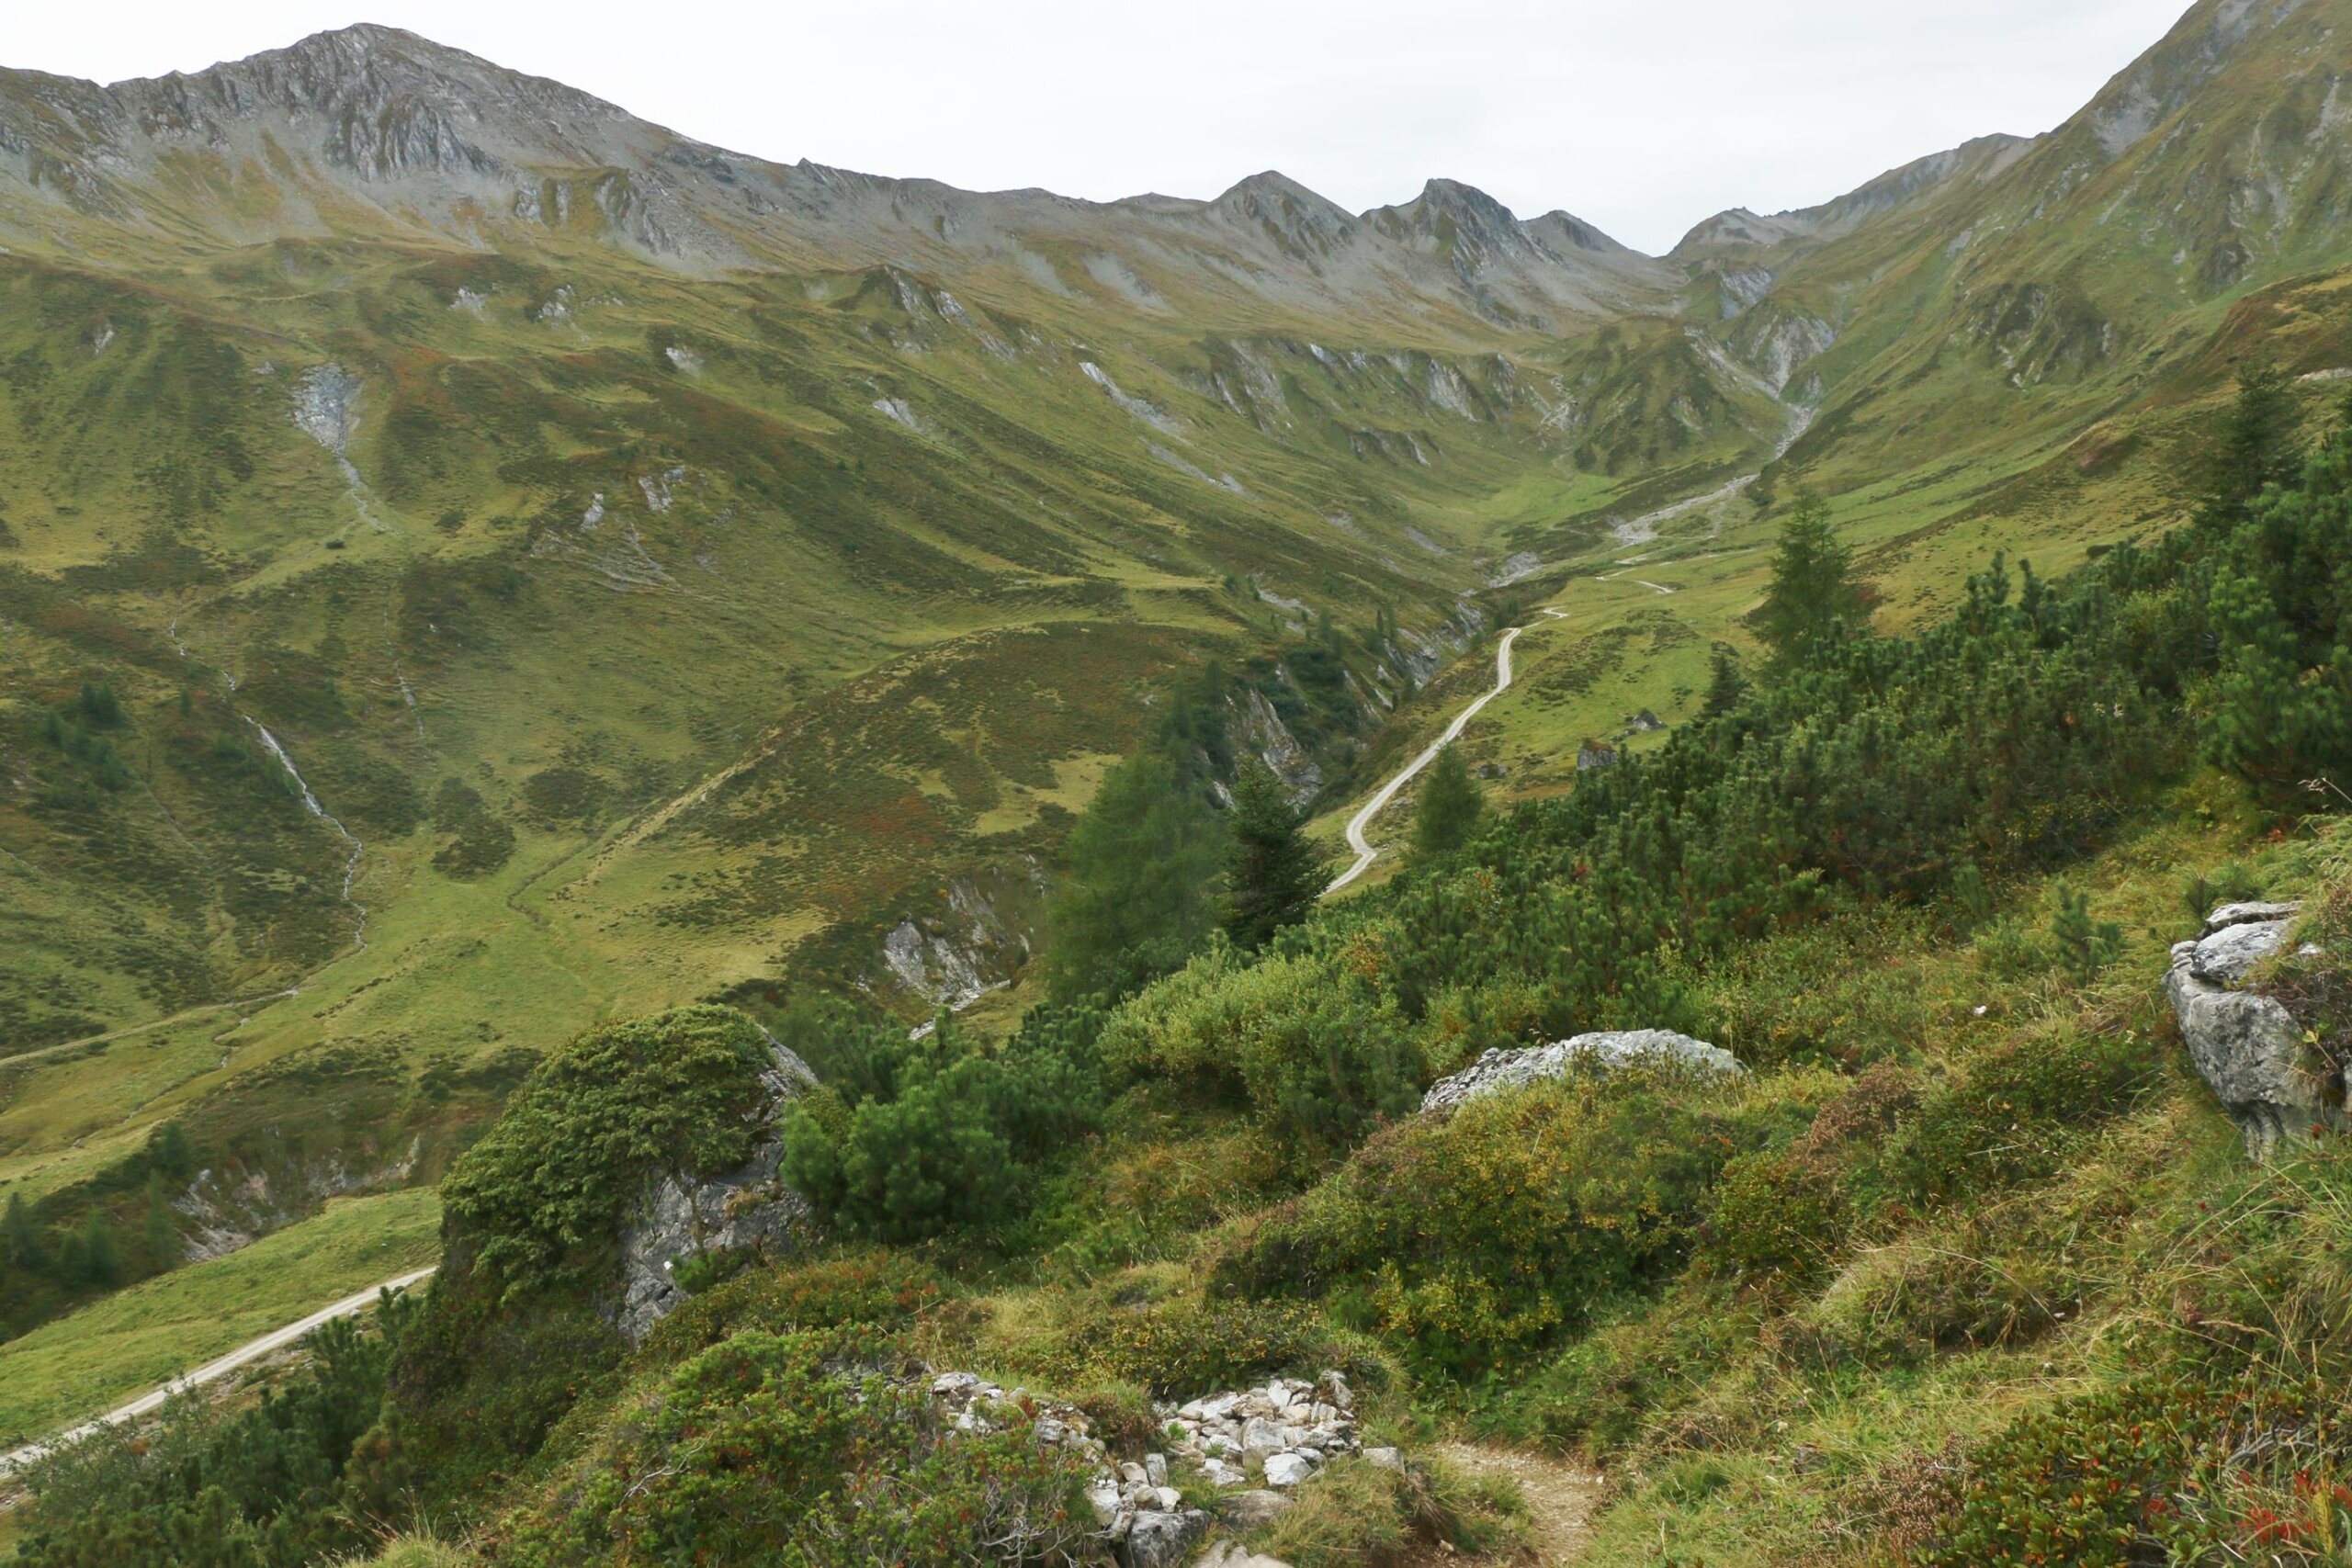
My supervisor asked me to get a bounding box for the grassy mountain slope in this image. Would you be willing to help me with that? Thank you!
[6,0,2352,1456]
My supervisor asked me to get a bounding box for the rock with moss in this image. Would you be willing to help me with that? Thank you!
[615,1028,818,1342]
[1421,1030,1743,1112]
[2166,900,2334,1156]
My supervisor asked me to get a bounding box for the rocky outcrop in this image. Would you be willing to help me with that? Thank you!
[877,863,1045,1015]
[1163,1372,1362,1493]
[1230,686,1323,807]
[930,1368,1363,1564]
[1424,1031,1744,1112]
[2166,901,2335,1156]
[614,1035,818,1343]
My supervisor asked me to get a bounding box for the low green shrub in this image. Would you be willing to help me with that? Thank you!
[2181,858,2266,921]
[1220,1068,1814,1381]
[495,1330,1094,1567]
[1100,943,1423,1169]
[15,1301,411,1568]
[1886,1029,2157,1208]
[1249,1451,1529,1568]
[1482,1287,1760,1453]
[1697,1145,1849,1287]
[778,1003,1105,1246]
[385,1277,621,1514]
[1011,1272,1382,1399]
[1904,1374,2352,1567]
[438,1006,777,1300]
[637,1249,950,1366]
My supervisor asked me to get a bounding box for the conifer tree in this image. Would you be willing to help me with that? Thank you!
[2195,361,2303,532]
[1701,644,1749,717]
[1223,761,1323,949]
[3,1191,36,1269]
[1413,744,1486,859]
[152,1119,196,1179]
[142,1172,177,1271]
[74,1213,122,1289]
[1755,490,1870,667]
[1045,750,1227,1004]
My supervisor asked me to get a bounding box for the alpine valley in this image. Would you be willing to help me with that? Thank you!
[6,2,2352,1564]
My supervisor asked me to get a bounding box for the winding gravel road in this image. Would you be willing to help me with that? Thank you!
[1324,608,1565,896]
[0,1266,436,1478]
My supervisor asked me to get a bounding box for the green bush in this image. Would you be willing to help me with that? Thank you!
[1221,1069,1809,1380]
[2047,881,2126,987]
[638,1249,950,1366]
[438,1006,777,1300]
[495,1330,1094,1567]
[2182,859,2266,921]
[777,1004,1105,1246]
[1906,1374,2352,1567]
[1250,1451,1529,1568]
[1971,915,2052,981]
[1015,1275,1376,1399]
[1101,943,1423,1168]
[1697,1145,1848,1287]
[15,1301,411,1568]
[386,1276,621,1513]
[1482,1286,1759,1453]
[1887,1030,2156,1209]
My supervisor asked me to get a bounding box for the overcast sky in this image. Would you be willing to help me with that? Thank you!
[12,1,2195,254]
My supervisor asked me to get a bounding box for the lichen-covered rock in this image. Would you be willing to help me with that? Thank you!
[2166,901,2336,1156]
[614,1033,817,1343]
[1125,1507,1210,1568]
[1422,1030,1744,1112]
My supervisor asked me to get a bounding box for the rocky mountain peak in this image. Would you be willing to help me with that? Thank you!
[1207,170,1360,257]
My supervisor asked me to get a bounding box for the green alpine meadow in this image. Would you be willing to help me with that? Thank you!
[4,0,2352,1562]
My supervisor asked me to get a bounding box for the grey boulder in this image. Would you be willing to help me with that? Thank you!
[1124,1507,1210,1568]
[2166,901,2335,1156]
[1422,1030,1743,1112]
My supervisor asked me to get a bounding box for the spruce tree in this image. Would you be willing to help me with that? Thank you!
[152,1119,196,1179]
[1702,644,1749,717]
[3,1190,37,1269]
[1223,761,1323,949]
[1045,750,1227,1004]
[1755,489,1870,667]
[2196,362,2303,532]
[1413,744,1486,858]
[77,1213,122,1289]
[143,1172,178,1271]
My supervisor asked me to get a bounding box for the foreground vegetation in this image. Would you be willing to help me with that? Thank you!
[6,368,2347,1566]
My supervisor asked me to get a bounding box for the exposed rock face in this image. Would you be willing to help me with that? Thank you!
[2166,901,2335,1156]
[613,1034,818,1344]
[877,863,1043,1014]
[292,364,362,455]
[1423,1031,1745,1112]
[1231,685,1324,807]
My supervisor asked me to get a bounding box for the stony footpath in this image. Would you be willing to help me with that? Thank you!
[927,1368,1381,1567]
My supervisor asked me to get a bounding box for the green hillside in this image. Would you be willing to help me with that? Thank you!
[5,2,2352,1562]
